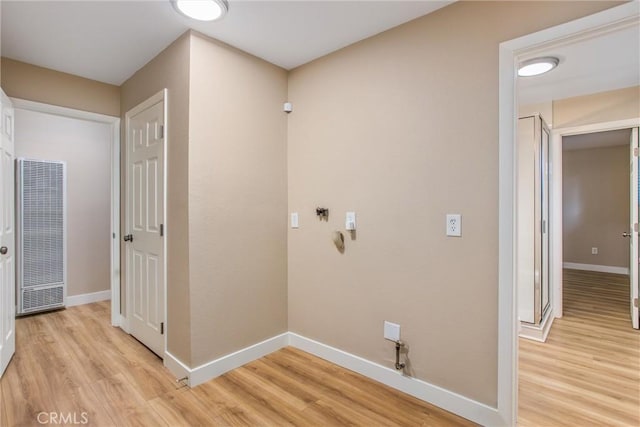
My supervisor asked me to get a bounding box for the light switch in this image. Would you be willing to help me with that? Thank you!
[346,212,356,230]
[291,212,299,229]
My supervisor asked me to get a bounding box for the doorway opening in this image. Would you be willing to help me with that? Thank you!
[562,129,632,277]
[498,2,639,424]
[554,125,639,324]
[10,99,121,326]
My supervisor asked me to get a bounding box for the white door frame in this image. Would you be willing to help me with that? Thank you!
[123,89,168,356]
[551,119,640,318]
[498,3,639,425]
[9,98,121,326]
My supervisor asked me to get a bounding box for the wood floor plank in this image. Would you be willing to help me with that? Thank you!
[5,345,64,425]
[2,301,474,427]
[49,384,116,427]
[121,363,179,401]
[0,388,8,427]
[190,381,269,426]
[518,269,640,427]
[192,379,279,426]
[90,373,167,427]
[212,374,298,426]
[148,387,222,427]
[280,347,473,427]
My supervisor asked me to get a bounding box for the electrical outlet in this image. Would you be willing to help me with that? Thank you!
[446,214,462,237]
[345,212,356,230]
[384,321,401,342]
[591,247,598,255]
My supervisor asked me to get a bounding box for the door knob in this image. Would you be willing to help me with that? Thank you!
[0,246,7,255]
[623,232,632,238]
[123,234,133,242]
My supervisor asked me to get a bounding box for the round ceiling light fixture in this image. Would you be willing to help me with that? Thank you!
[518,57,559,77]
[172,0,228,22]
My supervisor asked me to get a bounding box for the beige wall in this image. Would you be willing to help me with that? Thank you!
[554,86,640,128]
[120,33,192,364]
[2,0,626,410]
[1,58,120,117]
[563,144,630,267]
[187,33,288,365]
[120,31,288,367]
[14,109,112,297]
[287,1,618,406]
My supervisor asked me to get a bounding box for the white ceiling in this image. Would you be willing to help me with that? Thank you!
[518,23,640,105]
[563,128,631,151]
[2,1,638,100]
[1,0,452,85]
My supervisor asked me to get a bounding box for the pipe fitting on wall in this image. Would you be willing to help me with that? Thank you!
[394,340,405,370]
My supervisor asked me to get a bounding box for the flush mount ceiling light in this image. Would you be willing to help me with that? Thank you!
[518,57,559,77]
[172,0,228,22]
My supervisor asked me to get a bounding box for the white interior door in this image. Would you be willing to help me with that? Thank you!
[0,90,16,377]
[125,91,166,357]
[630,127,639,330]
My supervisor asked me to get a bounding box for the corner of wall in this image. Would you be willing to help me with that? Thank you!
[186,32,288,367]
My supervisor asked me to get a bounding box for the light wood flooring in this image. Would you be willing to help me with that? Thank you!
[4,269,636,427]
[0,301,473,426]
[518,269,640,427]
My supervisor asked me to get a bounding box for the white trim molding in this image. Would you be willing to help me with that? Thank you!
[9,98,119,122]
[563,262,629,275]
[519,309,555,343]
[164,333,289,388]
[66,290,111,307]
[161,331,501,425]
[288,333,501,426]
[552,118,640,317]
[499,3,639,425]
[10,97,122,327]
[164,351,191,384]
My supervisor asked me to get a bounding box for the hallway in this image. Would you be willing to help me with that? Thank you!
[518,269,640,426]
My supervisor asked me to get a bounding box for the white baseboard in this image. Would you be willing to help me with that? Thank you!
[189,333,289,386]
[164,333,289,388]
[66,290,111,307]
[288,333,501,426]
[164,350,191,384]
[160,332,500,425]
[519,308,554,343]
[563,262,629,275]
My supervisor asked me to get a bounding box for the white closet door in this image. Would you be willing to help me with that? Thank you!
[0,90,16,378]
[125,91,166,357]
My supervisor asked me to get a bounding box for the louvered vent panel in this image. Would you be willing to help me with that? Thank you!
[17,158,66,314]
[22,286,64,312]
